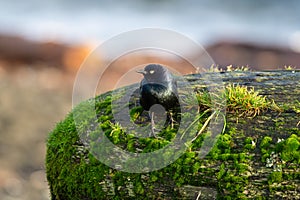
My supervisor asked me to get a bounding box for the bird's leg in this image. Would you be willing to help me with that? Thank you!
[150,111,157,137]
[169,112,175,129]
[168,110,180,129]
[149,111,164,139]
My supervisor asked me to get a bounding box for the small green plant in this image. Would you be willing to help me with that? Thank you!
[284,65,296,70]
[225,65,250,72]
[225,84,279,117]
[196,84,279,118]
[206,65,250,72]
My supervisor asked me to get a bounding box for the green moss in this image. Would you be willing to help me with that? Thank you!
[268,171,283,184]
[260,136,273,162]
[280,134,300,163]
[260,134,300,165]
[244,137,256,151]
[217,165,248,199]
[129,106,143,122]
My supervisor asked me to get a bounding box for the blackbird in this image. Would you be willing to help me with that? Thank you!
[137,64,180,136]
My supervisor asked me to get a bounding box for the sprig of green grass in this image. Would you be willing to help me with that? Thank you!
[224,84,279,117]
[196,84,280,118]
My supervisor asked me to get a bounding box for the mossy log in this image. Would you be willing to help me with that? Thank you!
[46,70,300,200]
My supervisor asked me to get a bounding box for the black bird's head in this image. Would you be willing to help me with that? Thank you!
[137,64,171,83]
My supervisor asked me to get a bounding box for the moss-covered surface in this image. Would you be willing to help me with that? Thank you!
[46,70,300,199]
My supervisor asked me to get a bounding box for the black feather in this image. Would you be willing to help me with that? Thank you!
[137,64,180,134]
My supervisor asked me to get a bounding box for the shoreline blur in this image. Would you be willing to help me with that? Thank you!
[1,33,299,71]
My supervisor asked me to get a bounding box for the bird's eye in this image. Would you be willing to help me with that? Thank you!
[149,70,155,74]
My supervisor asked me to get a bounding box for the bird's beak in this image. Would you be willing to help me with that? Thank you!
[136,69,147,75]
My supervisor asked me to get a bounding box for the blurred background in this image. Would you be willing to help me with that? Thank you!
[0,0,300,199]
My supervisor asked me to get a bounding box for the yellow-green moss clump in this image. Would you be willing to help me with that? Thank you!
[46,80,299,200]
